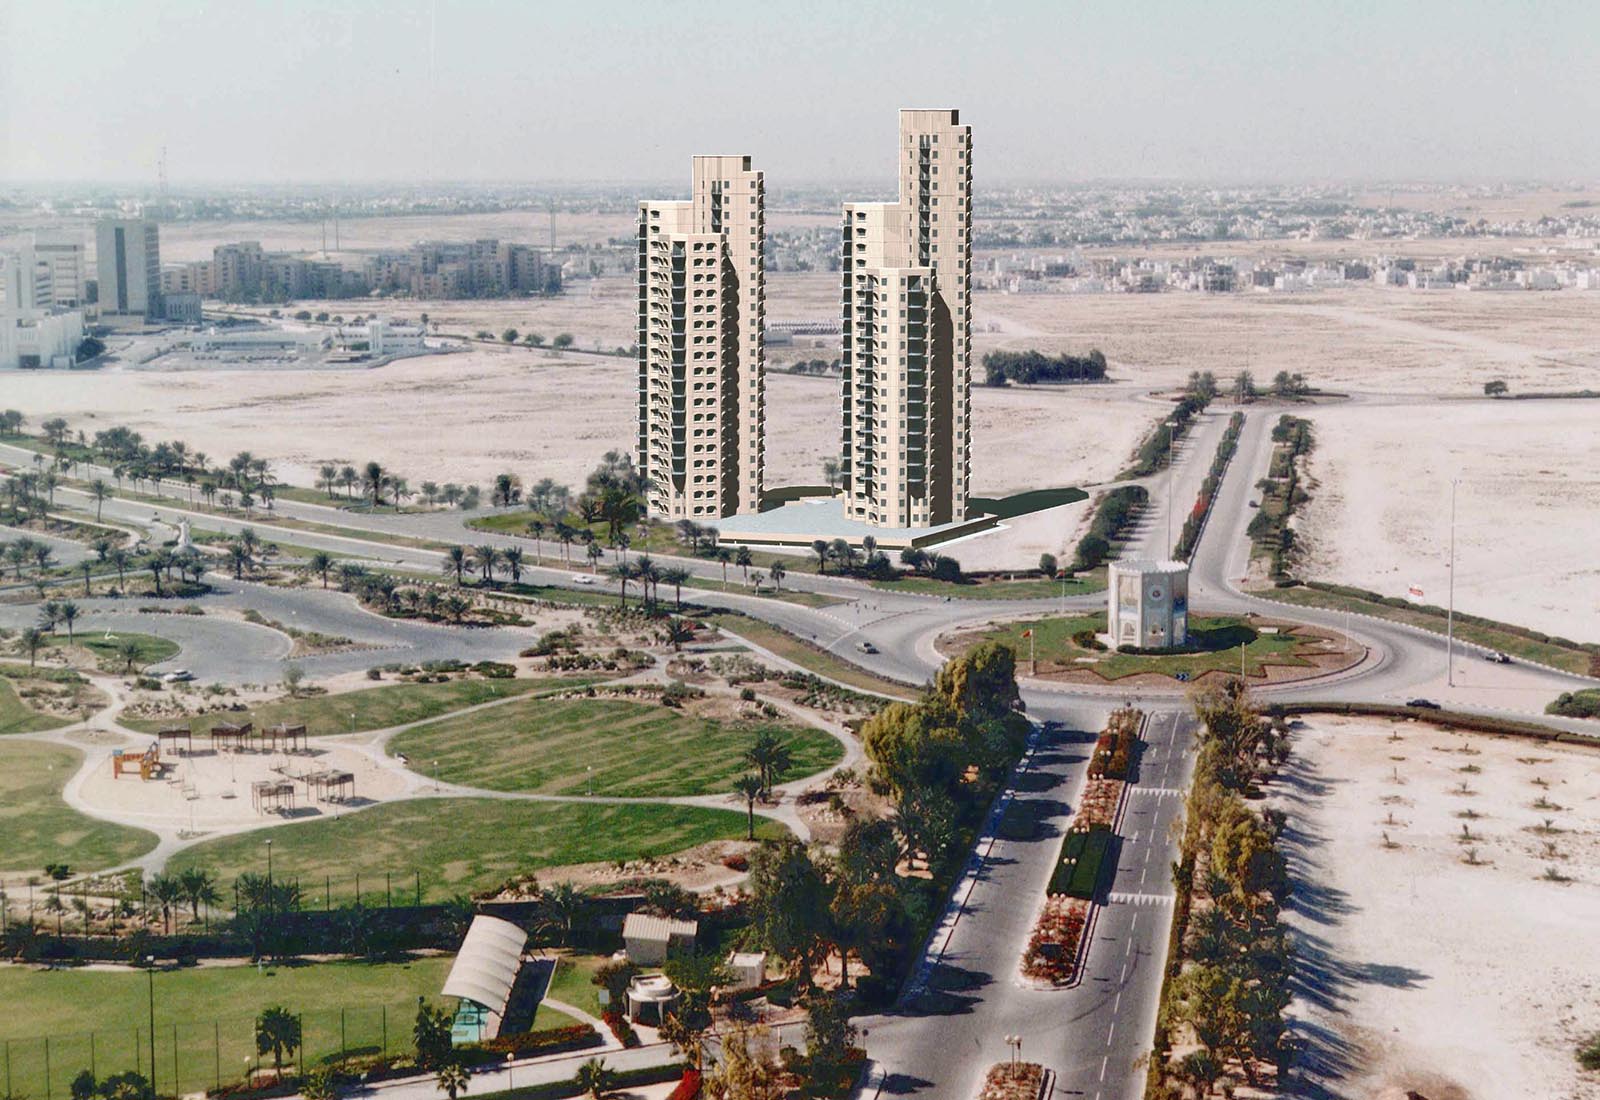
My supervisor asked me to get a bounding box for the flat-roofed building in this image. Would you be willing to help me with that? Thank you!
[96,219,161,320]
[840,109,972,528]
[636,155,766,520]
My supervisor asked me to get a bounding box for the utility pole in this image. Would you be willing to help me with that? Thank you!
[1447,477,1458,687]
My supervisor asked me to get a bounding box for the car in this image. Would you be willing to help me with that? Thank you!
[1483,651,1512,664]
[1248,500,1260,508]
[571,573,595,585]
[856,640,878,654]
[161,669,195,684]
[1406,698,1441,710]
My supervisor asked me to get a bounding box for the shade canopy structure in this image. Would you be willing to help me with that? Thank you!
[441,914,528,1040]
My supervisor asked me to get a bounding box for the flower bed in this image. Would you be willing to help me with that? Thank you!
[1078,777,1123,828]
[1047,823,1113,898]
[978,1060,1045,1100]
[1022,895,1090,984]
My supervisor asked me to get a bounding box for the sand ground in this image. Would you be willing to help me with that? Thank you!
[1275,715,1600,1099]
[1297,400,1600,640]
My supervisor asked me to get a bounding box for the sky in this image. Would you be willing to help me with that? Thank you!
[3,0,1599,186]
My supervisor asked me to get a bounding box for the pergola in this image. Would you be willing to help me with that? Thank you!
[264,723,309,753]
[250,779,297,814]
[300,769,355,803]
[156,726,194,755]
[211,721,254,752]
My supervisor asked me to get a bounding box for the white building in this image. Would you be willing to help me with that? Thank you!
[637,155,766,520]
[335,317,426,355]
[96,218,162,321]
[1107,559,1189,650]
[840,109,973,529]
[0,309,85,370]
[32,235,87,310]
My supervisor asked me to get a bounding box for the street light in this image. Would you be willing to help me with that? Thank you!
[506,1052,515,1091]
[1004,1034,1022,1071]
[587,765,593,797]
[146,956,158,1095]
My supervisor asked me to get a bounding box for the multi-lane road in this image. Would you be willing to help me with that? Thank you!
[2,407,1595,1097]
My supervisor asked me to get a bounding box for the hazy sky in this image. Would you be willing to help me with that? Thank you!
[4,0,1598,186]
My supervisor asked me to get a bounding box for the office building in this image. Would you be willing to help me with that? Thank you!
[0,310,84,370]
[840,109,973,528]
[96,219,162,320]
[636,155,766,519]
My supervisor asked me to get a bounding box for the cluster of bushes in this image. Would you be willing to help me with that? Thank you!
[1123,386,1213,478]
[600,1008,641,1048]
[981,349,1107,387]
[1548,689,1600,720]
[1151,681,1293,1093]
[896,547,962,582]
[1247,414,1314,579]
[1174,412,1245,560]
[469,1024,600,1059]
[1048,824,1114,899]
[1073,486,1148,571]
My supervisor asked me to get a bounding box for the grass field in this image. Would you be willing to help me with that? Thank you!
[702,613,921,700]
[0,957,461,1100]
[869,567,1107,601]
[974,613,1323,680]
[1258,583,1599,676]
[390,695,842,797]
[167,798,784,903]
[544,954,607,1019]
[0,741,158,873]
[44,632,180,671]
[122,676,594,737]
[0,672,73,734]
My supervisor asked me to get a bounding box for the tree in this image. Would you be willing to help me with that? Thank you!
[146,873,183,933]
[492,472,522,507]
[441,545,468,585]
[282,665,306,698]
[362,461,387,507]
[552,333,574,349]
[744,729,794,797]
[502,545,524,584]
[747,838,830,985]
[178,867,220,923]
[811,539,829,574]
[573,1058,615,1099]
[413,998,455,1071]
[769,561,786,591]
[703,1024,782,1099]
[1038,552,1058,576]
[1484,379,1509,396]
[307,551,334,588]
[732,773,763,840]
[435,1060,470,1100]
[821,457,841,491]
[115,636,143,674]
[472,544,500,584]
[90,479,109,521]
[735,546,753,583]
[301,1067,339,1100]
[661,565,690,609]
[501,328,519,344]
[58,600,80,641]
[254,1006,301,1075]
[803,991,859,1088]
[1232,370,1257,404]
[537,882,588,946]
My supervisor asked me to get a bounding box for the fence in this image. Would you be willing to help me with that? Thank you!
[1,1002,421,1100]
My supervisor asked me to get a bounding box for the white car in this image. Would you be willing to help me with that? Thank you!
[161,669,195,683]
[571,573,596,586]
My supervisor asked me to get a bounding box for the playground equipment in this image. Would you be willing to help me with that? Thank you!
[210,721,254,752]
[157,726,194,756]
[112,743,168,781]
[263,723,309,753]
[250,778,297,814]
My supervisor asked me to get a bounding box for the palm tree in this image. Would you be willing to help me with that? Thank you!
[660,617,695,651]
[732,774,764,840]
[769,561,786,591]
[660,566,691,610]
[744,730,794,797]
[441,545,468,586]
[79,559,93,595]
[435,1060,470,1100]
[319,463,338,498]
[339,465,358,499]
[254,1006,302,1076]
[362,460,386,507]
[228,541,253,580]
[609,561,635,606]
[90,479,109,521]
[19,626,45,668]
[58,600,80,641]
[178,867,221,925]
[555,522,576,565]
[812,539,829,574]
[502,545,524,584]
[108,547,130,590]
[472,544,500,585]
[307,551,334,588]
[574,1058,615,1100]
[616,532,630,564]
[146,550,173,596]
[146,873,183,933]
[736,545,753,583]
[537,883,588,946]
[527,520,545,564]
[115,636,142,673]
[716,547,731,588]
[586,541,603,572]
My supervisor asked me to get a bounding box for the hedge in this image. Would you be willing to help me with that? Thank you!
[1049,824,1113,898]
[471,1062,684,1100]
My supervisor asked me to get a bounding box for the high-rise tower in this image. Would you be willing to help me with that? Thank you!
[637,156,766,519]
[840,109,972,528]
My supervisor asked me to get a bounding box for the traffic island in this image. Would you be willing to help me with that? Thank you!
[941,612,1362,688]
[978,1061,1048,1100]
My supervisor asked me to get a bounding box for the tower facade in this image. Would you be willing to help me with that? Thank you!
[637,155,765,519]
[840,109,972,528]
[95,219,161,320]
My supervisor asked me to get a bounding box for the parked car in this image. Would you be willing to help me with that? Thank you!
[1406,697,1441,710]
[856,640,878,654]
[161,669,195,683]
[1484,651,1512,664]
[571,573,595,585]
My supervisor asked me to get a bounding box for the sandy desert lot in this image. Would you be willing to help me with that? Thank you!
[1276,714,1600,1099]
[1297,399,1600,639]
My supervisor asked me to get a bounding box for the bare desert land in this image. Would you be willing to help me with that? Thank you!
[1275,714,1600,1099]
[1297,399,1600,639]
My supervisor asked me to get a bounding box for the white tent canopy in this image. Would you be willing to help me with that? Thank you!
[441,915,528,1035]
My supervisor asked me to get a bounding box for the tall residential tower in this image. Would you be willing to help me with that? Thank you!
[637,156,766,519]
[840,109,972,528]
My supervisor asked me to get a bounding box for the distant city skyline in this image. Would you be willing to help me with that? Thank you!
[4,0,1600,186]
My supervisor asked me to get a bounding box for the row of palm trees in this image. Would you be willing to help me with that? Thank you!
[1,535,56,579]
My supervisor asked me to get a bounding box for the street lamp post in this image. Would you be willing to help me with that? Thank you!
[146,957,157,1095]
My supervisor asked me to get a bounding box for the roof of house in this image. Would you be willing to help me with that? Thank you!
[622,913,699,943]
[441,915,527,1014]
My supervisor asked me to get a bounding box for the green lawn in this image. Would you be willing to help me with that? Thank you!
[1259,583,1598,676]
[168,798,784,904]
[0,741,158,873]
[390,695,843,797]
[122,676,589,737]
[544,954,607,1019]
[976,613,1327,681]
[702,613,920,700]
[0,672,73,734]
[0,957,455,1100]
[44,631,180,671]
[869,567,1107,601]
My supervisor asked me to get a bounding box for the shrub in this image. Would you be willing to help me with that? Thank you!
[1547,690,1600,720]
[366,667,383,680]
